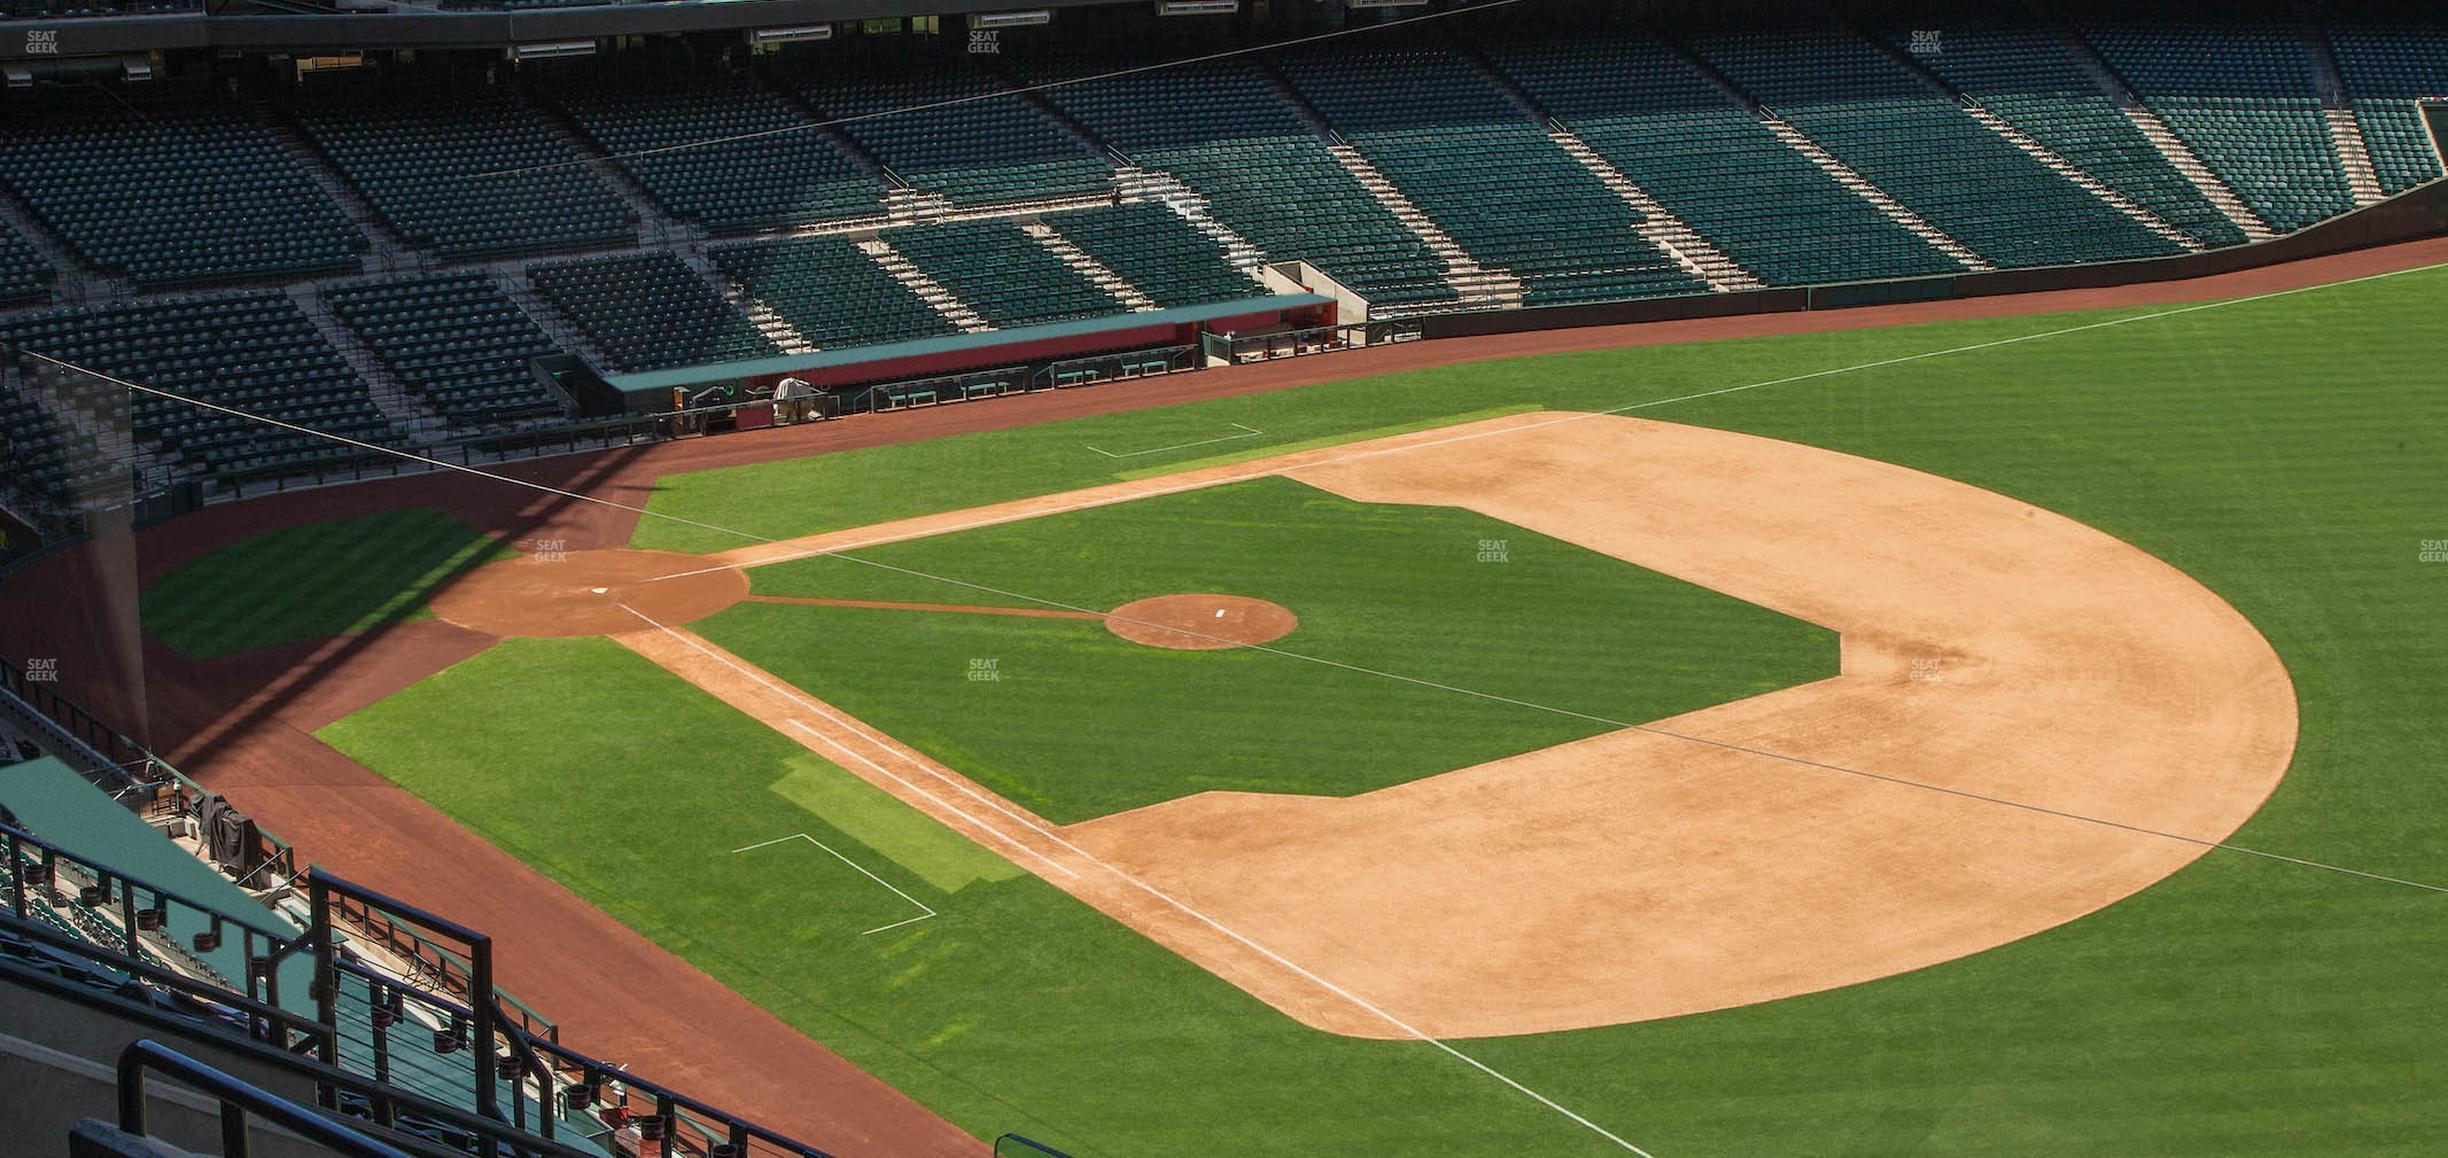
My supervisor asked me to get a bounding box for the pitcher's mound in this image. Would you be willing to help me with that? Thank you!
[429,549,747,637]
[1107,594,1297,651]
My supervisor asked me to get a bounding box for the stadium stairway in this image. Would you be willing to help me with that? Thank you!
[282,282,451,440]
[1451,43,1760,291]
[1858,27,2203,251]
[1024,220,1161,313]
[1253,58,1526,308]
[2054,29,2276,239]
[680,249,817,356]
[244,96,419,276]
[1659,32,1990,271]
[2297,21,2389,204]
[860,236,993,333]
[521,88,710,249]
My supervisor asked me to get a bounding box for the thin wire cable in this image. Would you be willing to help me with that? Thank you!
[17,262,2448,899]
[467,0,1528,179]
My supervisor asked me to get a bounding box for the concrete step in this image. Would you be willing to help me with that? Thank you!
[679,250,816,355]
[2120,106,2277,239]
[860,237,991,333]
[494,265,616,371]
[521,88,703,246]
[1756,115,1993,271]
[1544,125,1761,290]
[284,282,449,439]
[1324,143,1526,308]
[1120,170,1272,283]
[2326,106,2387,205]
[242,99,414,275]
[1023,221,1157,312]
[2056,27,2275,240]
[1959,103,2200,249]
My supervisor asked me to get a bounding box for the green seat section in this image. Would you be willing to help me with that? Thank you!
[1886,25,2246,247]
[294,87,636,259]
[2327,23,2448,195]
[1022,52,1458,311]
[2354,101,2445,193]
[2086,22,2356,232]
[0,214,50,306]
[1276,44,1707,307]
[0,291,401,477]
[1044,202,1263,308]
[1693,25,2184,268]
[529,252,777,373]
[709,234,960,350]
[783,57,1115,207]
[887,218,1123,329]
[1482,29,1959,285]
[0,98,364,288]
[327,273,571,425]
[543,72,885,233]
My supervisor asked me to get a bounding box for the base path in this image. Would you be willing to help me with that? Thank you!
[618,413,2296,1040]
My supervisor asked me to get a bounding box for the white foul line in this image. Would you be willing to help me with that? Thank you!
[732,833,938,936]
[1084,422,1266,459]
[617,603,1654,1155]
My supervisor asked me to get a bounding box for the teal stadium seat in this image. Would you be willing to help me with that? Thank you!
[710,234,961,351]
[2086,22,2357,232]
[2326,23,2448,194]
[544,72,886,233]
[529,252,779,372]
[295,88,636,259]
[1692,24,2183,267]
[0,101,364,287]
[1043,202,1263,308]
[885,219,1122,329]
[782,57,1116,208]
[1479,27,1960,285]
[1884,25,2247,247]
[327,274,572,425]
[1021,51,1460,310]
[1276,42,1706,306]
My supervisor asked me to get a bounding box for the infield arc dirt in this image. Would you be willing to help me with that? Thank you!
[611,412,2299,1040]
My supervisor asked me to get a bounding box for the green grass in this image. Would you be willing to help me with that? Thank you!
[141,509,511,658]
[690,477,1832,822]
[332,265,2448,1155]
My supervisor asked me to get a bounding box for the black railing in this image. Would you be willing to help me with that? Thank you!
[115,1039,416,1158]
[308,870,837,1158]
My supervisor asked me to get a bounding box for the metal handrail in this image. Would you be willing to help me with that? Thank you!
[118,1039,417,1158]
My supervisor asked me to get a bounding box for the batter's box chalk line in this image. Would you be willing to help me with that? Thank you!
[732,832,938,936]
[1084,422,1264,459]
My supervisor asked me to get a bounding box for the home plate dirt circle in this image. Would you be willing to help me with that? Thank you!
[1106,594,1297,650]
[427,549,748,637]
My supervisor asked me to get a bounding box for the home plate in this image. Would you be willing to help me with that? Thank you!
[591,587,609,594]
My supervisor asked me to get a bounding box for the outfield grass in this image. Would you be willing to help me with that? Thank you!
[142,510,511,658]
[325,265,2448,1156]
[689,477,1832,822]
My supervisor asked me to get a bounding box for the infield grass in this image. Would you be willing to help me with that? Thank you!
[691,477,1834,822]
[324,264,2448,1156]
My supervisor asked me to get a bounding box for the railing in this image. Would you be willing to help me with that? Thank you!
[1033,344,1197,389]
[3,819,310,1038]
[846,364,1033,413]
[1199,323,1373,363]
[113,1039,415,1158]
[308,870,836,1158]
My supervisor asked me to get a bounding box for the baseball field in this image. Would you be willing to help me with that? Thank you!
[120,256,2448,1155]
